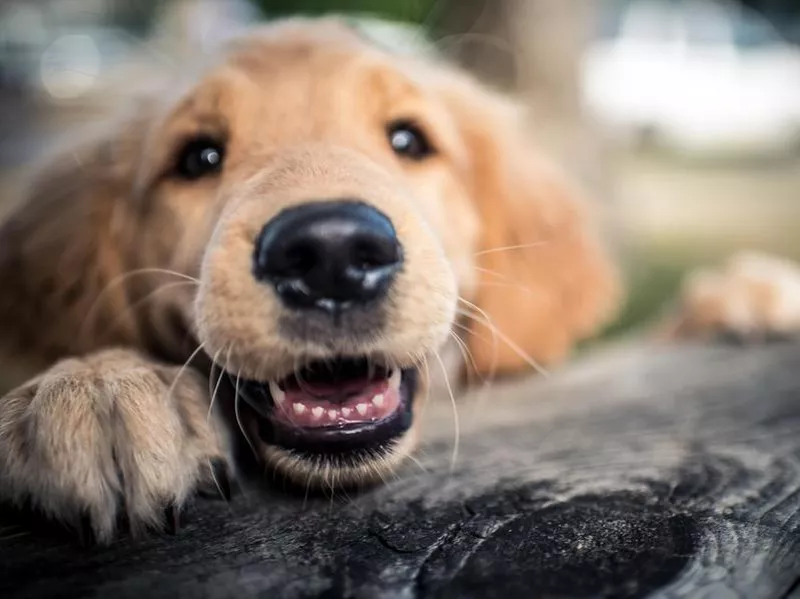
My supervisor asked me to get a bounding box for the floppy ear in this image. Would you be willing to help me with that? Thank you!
[452,89,621,378]
[0,116,146,376]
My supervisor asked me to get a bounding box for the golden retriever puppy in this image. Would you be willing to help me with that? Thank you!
[0,17,796,544]
[0,18,618,541]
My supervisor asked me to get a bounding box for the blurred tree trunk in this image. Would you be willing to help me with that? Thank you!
[436,0,612,200]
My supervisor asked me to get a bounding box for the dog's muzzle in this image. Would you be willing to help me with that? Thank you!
[232,199,416,461]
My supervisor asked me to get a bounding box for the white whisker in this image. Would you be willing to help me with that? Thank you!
[449,328,495,416]
[302,470,314,510]
[448,329,481,385]
[107,280,198,332]
[234,367,258,458]
[406,452,429,475]
[457,297,550,378]
[204,347,232,503]
[474,241,549,257]
[206,347,223,423]
[418,355,433,423]
[166,342,206,408]
[78,268,200,341]
[433,350,460,474]
[456,300,500,380]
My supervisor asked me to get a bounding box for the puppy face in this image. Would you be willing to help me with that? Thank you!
[1,19,618,486]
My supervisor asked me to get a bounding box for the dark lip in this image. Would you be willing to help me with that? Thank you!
[226,367,418,457]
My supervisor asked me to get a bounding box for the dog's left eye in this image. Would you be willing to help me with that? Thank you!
[175,137,225,180]
[387,121,435,160]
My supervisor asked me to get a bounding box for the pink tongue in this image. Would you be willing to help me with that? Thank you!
[284,376,372,398]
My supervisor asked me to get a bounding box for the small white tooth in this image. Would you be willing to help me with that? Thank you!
[311,406,324,419]
[372,394,385,407]
[356,403,368,415]
[293,403,306,415]
[328,409,338,420]
[341,407,352,417]
[388,369,401,390]
[269,381,285,404]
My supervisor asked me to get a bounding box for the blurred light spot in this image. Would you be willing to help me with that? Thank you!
[39,34,100,100]
[0,3,47,46]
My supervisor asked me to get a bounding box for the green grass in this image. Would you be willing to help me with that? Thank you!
[251,0,439,23]
[575,247,701,355]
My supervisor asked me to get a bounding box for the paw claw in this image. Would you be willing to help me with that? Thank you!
[164,505,182,535]
[76,514,96,548]
[211,458,233,502]
[198,458,235,501]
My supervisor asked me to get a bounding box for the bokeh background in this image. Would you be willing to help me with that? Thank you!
[0,0,798,338]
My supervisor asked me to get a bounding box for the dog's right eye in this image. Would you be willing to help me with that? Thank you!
[387,120,435,161]
[175,137,225,180]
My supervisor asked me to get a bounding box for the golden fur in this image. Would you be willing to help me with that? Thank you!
[0,20,618,381]
[1,17,795,543]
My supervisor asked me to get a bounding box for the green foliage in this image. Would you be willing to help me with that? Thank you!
[250,0,440,24]
[577,252,691,353]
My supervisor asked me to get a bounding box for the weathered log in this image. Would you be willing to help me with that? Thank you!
[2,341,800,598]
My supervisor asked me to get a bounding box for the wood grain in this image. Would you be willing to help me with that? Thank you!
[2,341,800,599]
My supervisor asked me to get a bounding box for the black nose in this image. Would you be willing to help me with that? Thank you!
[253,200,403,312]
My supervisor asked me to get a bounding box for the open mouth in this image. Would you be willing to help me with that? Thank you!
[233,357,417,456]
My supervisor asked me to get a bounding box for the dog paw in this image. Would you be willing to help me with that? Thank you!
[0,349,231,544]
[661,251,800,343]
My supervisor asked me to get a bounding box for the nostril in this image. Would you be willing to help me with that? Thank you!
[281,240,318,278]
[351,235,402,271]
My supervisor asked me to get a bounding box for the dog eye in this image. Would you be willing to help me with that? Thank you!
[387,121,435,160]
[175,137,225,180]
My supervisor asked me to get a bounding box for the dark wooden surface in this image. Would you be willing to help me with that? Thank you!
[2,341,800,599]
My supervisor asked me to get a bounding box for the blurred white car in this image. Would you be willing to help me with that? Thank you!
[581,0,800,156]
